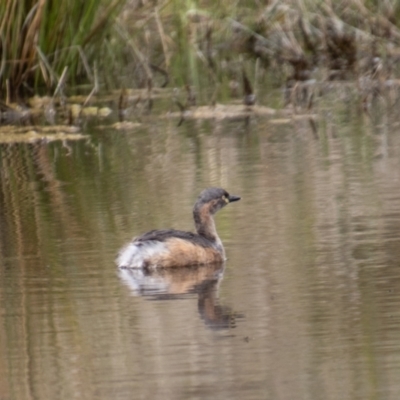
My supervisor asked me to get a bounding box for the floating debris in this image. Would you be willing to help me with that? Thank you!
[0,125,87,143]
[168,103,276,121]
[96,121,141,131]
[69,104,113,118]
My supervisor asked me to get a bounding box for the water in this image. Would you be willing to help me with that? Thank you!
[1,98,400,400]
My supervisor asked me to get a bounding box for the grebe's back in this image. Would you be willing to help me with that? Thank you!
[117,187,240,269]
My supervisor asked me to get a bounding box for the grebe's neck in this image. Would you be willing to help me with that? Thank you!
[193,207,224,255]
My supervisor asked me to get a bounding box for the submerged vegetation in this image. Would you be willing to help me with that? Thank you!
[2,0,400,124]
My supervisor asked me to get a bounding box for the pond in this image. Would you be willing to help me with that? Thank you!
[1,92,400,400]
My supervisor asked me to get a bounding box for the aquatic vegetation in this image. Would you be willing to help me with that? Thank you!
[2,0,400,127]
[0,124,87,143]
[0,0,125,100]
[120,0,400,88]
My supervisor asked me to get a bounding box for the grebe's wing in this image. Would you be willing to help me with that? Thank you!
[117,229,214,269]
[135,229,213,248]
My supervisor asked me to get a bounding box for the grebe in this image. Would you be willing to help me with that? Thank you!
[116,187,240,269]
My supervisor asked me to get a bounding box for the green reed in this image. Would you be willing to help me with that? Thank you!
[0,0,125,100]
[2,0,400,103]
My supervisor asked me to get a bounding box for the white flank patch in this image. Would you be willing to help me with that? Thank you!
[116,240,168,268]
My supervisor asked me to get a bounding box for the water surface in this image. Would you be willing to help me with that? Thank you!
[1,98,400,400]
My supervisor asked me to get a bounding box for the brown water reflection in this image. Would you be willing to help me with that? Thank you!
[119,263,238,329]
[1,98,400,400]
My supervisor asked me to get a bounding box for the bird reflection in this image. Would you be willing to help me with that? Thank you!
[118,262,242,330]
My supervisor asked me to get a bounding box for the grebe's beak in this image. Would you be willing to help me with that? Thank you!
[228,194,241,203]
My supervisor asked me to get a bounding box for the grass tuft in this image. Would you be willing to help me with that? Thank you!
[3,0,400,103]
[0,0,126,100]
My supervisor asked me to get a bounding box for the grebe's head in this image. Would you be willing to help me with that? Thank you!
[194,187,241,215]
